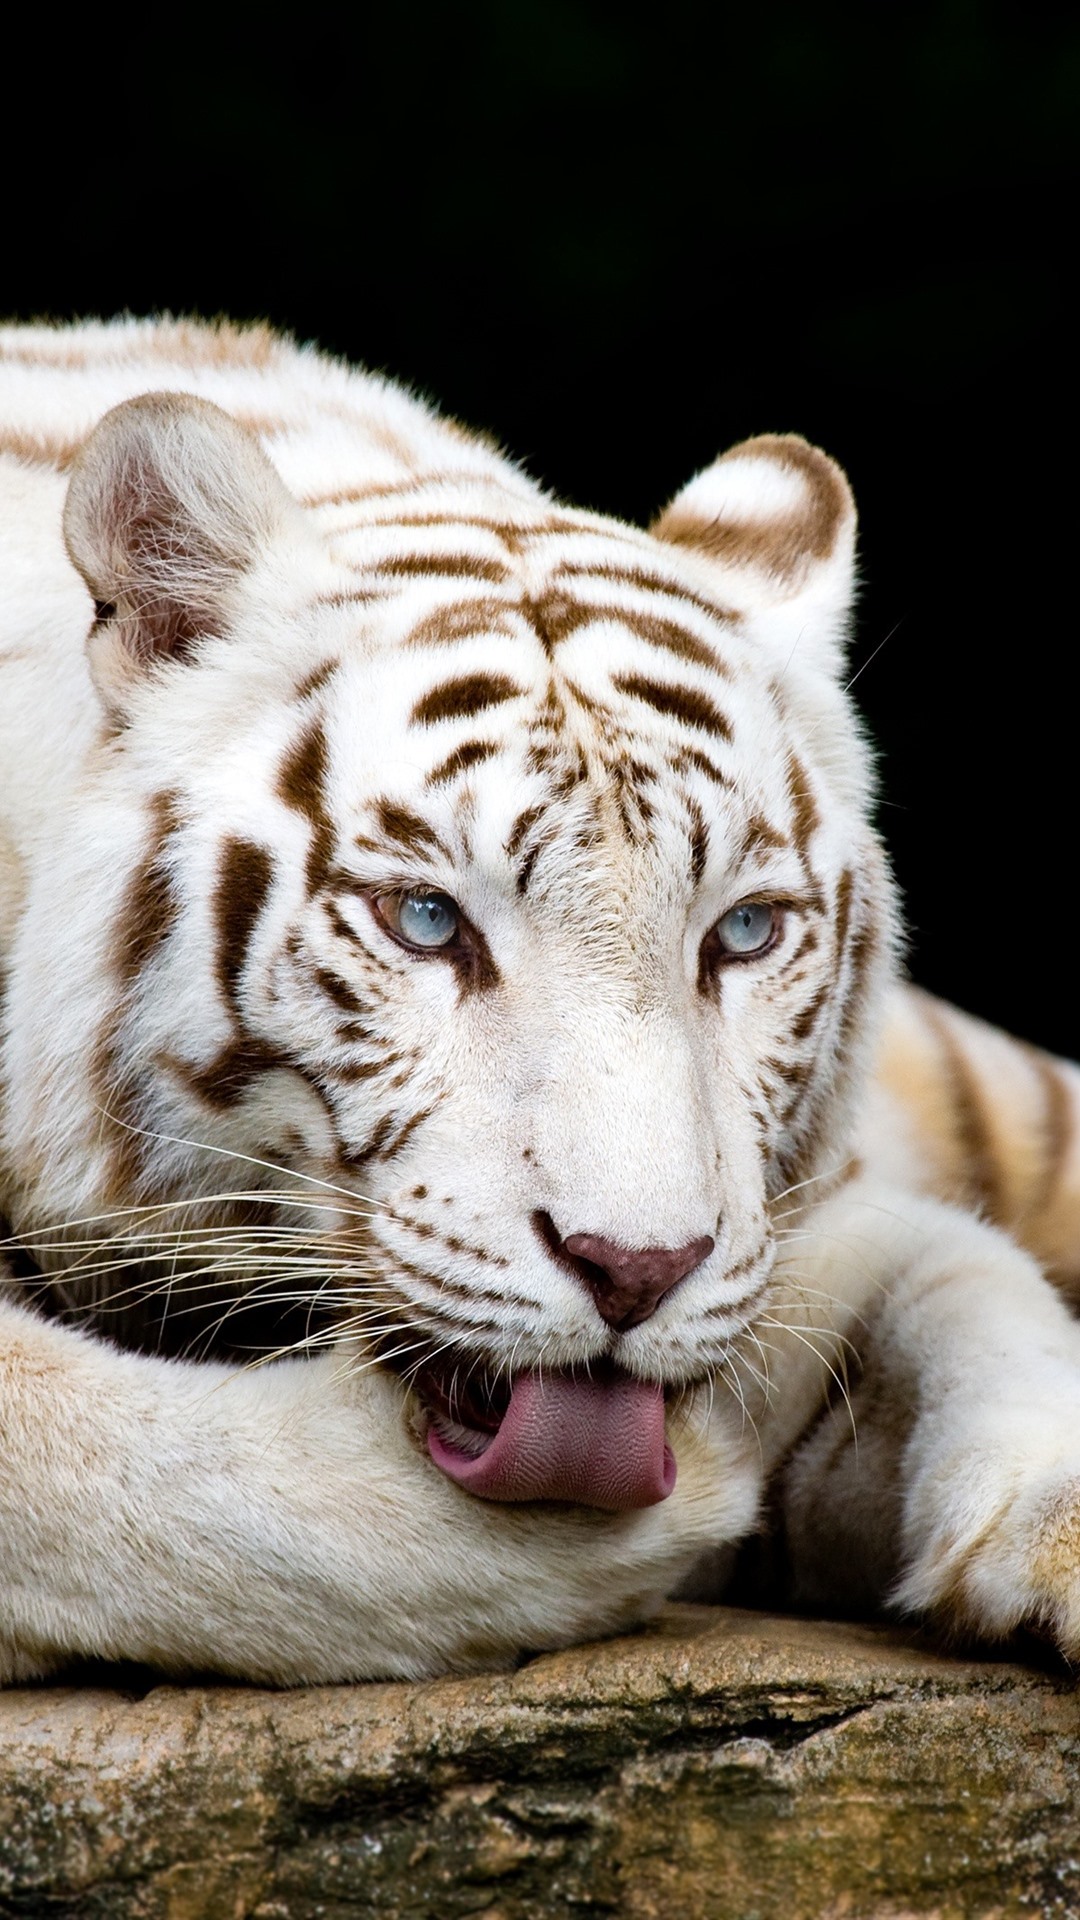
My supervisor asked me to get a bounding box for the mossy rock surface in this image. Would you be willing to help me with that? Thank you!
[1,1606,1078,1919]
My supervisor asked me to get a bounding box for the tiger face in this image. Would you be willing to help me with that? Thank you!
[4,376,895,1515]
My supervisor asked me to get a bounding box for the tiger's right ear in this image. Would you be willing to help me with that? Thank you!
[63,391,301,709]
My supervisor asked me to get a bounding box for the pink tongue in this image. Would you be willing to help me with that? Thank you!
[427,1370,677,1511]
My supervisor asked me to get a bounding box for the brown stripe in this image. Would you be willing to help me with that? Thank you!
[671,746,733,788]
[311,591,383,611]
[342,1115,398,1169]
[324,900,365,949]
[700,1239,769,1314]
[559,677,603,718]
[375,553,511,583]
[554,563,741,628]
[522,592,731,673]
[213,840,274,1014]
[833,869,854,961]
[405,598,516,650]
[0,324,277,375]
[924,1004,1003,1222]
[114,794,182,987]
[90,794,184,1198]
[786,753,820,856]
[313,966,366,1015]
[833,923,876,1067]
[687,800,709,887]
[505,804,545,863]
[411,673,524,727]
[1025,1046,1074,1220]
[378,1106,436,1159]
[278,719,335,891]
[325,867,382,898]
[0,428,83,469]
[384,1209,513,1274]
[771,905,875,1195]
[763,1053,811,1092]
[604,761,655,842]
[425,740,501,786]
[613,674,732,740]
[697,925,724,997]
[789,983,830,1045]
[323,1053,401,1083]
[231,411,299,442]
[372,799,449,856]
[450,926,501,998]
[440,1237,511,1271]
[278,718,328,821]
[782,926,820,972]
[294,659,339,701]
[336,1020,379,1045]
[515,840,548,897]
[374,513,576,544]
[738,812,790,862]
[620,608,732,673]
[165,1037,283,1111]
[301,471,488,510]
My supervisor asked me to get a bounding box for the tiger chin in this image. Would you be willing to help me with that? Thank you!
[2,317,1080,1687]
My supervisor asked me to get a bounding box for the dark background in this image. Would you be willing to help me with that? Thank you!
[8,3,1077,1052]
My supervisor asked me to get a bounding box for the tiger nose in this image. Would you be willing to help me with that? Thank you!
[535,1213,715,1330]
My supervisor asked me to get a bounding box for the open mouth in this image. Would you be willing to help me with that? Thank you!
[406,1352,678,1512]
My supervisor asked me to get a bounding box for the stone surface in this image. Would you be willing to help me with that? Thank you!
[1,1606,1079,1919]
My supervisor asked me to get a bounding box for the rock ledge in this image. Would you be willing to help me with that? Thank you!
[1,1606,1078,1919]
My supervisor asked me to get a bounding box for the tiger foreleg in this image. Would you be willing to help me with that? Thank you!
[0,1288,432,1683]
[763,1182,1080,1656]
[0,1288,732,1684]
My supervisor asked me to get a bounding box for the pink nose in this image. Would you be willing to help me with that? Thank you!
[535,1213,715,1330]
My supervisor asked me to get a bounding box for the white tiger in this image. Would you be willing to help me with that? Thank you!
[2,316,1080,1685]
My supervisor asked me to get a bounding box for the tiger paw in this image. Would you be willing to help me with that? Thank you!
[895,1467,1080,1660]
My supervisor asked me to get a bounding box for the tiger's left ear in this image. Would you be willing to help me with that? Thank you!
[650,434,856,680]
[63,390,303,710]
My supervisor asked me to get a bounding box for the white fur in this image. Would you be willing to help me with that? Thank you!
[2,318,1079,1682]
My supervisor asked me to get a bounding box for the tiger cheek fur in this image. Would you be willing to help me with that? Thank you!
[5,318,1080,1684]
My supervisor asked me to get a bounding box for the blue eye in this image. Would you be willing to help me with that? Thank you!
[715,902,777,957]
[379,889,460,951]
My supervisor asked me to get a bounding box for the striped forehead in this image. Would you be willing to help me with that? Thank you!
[313,511,758,764]
[296,617,808,914]
[283,501,827,874]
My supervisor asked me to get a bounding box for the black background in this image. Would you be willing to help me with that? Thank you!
[8,3,1077,1052]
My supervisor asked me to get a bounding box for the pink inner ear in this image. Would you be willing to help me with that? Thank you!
[65,391,292,675]
[97,458,215,664]
[105,593,209,668]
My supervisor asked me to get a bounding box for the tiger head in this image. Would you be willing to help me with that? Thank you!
[6,384,896,1514]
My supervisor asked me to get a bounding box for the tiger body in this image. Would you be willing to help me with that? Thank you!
[2,316,1080,1684]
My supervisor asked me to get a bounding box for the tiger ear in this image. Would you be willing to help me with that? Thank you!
[650,434,857,679]
[63,391,301,707]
